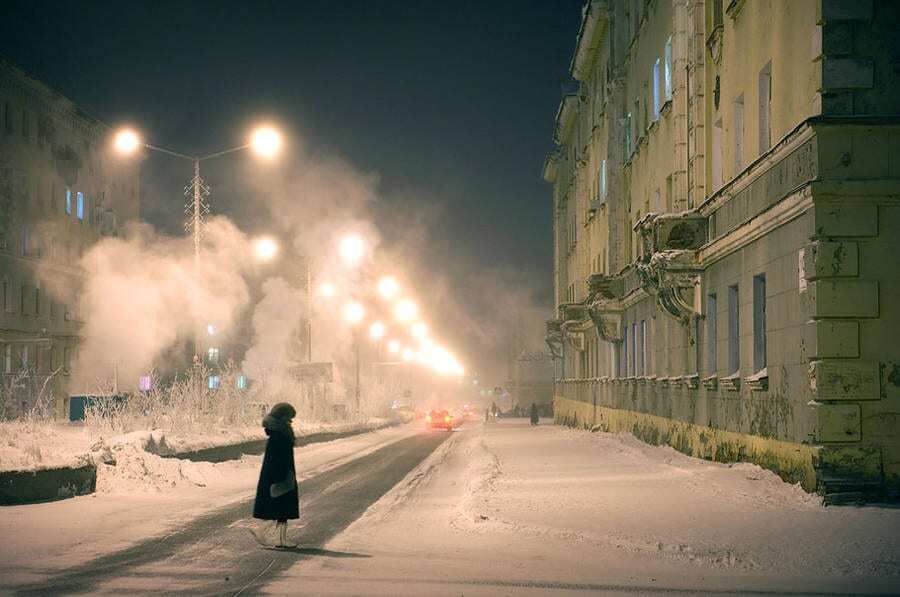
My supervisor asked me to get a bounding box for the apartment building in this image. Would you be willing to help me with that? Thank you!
[545,0,900,493]
[0,59,139,417]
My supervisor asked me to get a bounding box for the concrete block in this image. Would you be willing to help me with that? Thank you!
[822,58,874,90]
[814,403,861,443]
[808,279,879,318]
[820,0,873,22]
[804,320,859,359]
[801,241,858,279]
[813,204,877,237]
[852,129,890,179]
[810,359,879,400]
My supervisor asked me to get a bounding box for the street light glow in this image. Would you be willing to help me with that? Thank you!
[343,301,365,325]
[319,282,336,297]
[114,129,141,154]
[402,348,414,362]
[377,276,399,299]
[249,126,282,159]
[387,339,401,354]
[252,236,279,261]
[369,321,386,340]
[338,234,366,266]
[411,322,429,339]
[394,299,418,323]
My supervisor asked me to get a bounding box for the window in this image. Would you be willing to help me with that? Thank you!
[3,102,12,133]
[20,345,28,369]
[76,192,84,220]
[19,225,29,257]
[208,375,220,390]
[0,280,8,311]
[138,376,152,392]
[712,119,723,190]
[753,274,767,371]
[66,188,72,215]
[706,293,718,374]
[598,159,607,199]
[664,36,673,101]
[728,284,740,374]
[624,112,633,156]
[714,0,724,28]
[652,59,661,121]
[630,323,637,376]
[665,175,673,212]
[3,344,10,373]
[640,320,648,376]
[758,61,772,155]
[63,346,71,371]
[237,375,248,390]
[622,329,628,377]
[207,347,220,364]
[34,287,40,316]
[733,95,744,175]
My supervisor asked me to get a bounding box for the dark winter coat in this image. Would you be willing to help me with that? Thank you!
[252,414,299,520]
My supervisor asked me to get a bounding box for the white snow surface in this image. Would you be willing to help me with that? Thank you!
[0,418,389,472]
[264,419,900,596]
[0,423,419,588]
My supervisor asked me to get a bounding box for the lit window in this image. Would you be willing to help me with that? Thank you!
[138,376,152,391]
[76,192,84,220]
[208,375,220,390]
[664,36,673,101]
[207,324,216,336]
[237,375,248,390]
[66,188,72,214]
[652,59,661,120]
[207,347,220,364]
[599,159,607,198]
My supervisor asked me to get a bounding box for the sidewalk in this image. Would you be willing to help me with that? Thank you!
[0,424,419,588]
[264,419,900,596]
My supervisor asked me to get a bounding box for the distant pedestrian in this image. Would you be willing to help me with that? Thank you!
[530,402,539,426]
[251,402,299,549]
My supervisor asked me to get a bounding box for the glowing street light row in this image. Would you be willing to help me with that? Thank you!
[113,125,283,160]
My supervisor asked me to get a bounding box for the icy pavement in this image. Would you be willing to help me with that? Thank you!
[0,423,420,588]
[264,419,900,596]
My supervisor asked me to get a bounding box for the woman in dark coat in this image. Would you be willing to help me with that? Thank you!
[252,402,299,548]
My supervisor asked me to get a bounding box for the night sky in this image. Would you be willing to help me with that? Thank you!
[1,0,583,368]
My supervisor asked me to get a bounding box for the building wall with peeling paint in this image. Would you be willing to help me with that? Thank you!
[545,0,900,494]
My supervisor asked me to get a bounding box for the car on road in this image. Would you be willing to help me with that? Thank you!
[425,409,456,430]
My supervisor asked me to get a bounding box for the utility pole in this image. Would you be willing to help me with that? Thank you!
[185,158,209,362]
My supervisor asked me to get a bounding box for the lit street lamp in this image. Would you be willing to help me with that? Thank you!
[114,124,283,362]
[338,234,366,267]
[252,236,279,262]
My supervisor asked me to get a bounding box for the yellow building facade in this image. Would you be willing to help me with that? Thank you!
[546,0,900,496]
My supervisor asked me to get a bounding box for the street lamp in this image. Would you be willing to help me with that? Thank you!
[377,276,399,299]
[338,234,366,267]
[369,321,386,341]
[252,236,279,262]
[411,322,429,339]
[393,299,418,323]
[113,124,283,362]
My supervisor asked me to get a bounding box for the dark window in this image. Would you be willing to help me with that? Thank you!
[706,293,718,374]
[728,284,740,373]
[753,274,767,371]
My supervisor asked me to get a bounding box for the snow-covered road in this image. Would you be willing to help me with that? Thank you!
[0,423,424,591]
[264,419,900,596]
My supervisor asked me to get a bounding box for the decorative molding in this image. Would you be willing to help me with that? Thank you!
[745,368,769,392]
[702,374,719,390]
[721,372,741,392]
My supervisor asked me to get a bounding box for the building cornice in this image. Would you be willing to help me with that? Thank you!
[570,1,609,82]
[554,94,579,145]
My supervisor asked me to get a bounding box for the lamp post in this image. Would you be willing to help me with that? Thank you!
[114,126,282,360]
